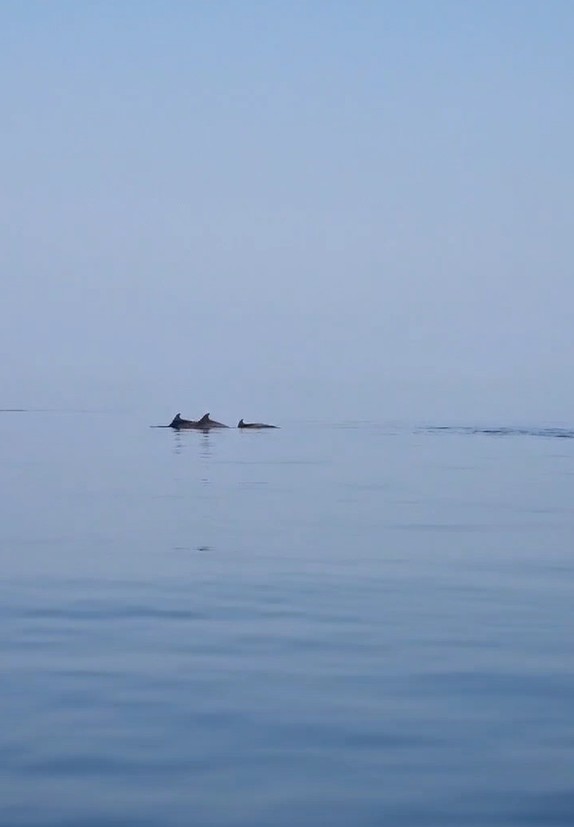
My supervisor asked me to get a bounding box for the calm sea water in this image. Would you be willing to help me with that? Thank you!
[1,411,573,827]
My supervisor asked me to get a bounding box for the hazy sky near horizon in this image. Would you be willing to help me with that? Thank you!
[2,1,573,422]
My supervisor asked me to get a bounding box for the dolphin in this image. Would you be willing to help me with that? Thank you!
[169,412,229,430]
[237,418,278,429]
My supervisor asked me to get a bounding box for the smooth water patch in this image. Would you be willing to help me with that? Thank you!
[1,413,573,826]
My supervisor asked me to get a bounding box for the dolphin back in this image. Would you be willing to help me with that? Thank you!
[238,419,278,429]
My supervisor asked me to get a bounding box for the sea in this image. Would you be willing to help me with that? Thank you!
[1,410,573,827]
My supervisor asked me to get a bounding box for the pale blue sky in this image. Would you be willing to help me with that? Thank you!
[2,1,573,422]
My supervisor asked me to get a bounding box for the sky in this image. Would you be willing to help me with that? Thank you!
[1,1,573,423]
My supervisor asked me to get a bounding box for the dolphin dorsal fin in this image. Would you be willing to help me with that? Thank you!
[238,419,244,427]
[197,413,210,424]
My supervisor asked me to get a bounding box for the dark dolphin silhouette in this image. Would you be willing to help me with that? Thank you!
[169,412,229,430]
[237,418,278,429]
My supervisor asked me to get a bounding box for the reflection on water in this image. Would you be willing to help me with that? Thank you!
[1,414,573,827]
[170,427,221,460]
[171,428,218,489]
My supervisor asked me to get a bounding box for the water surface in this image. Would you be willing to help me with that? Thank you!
[1,412,573,826]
